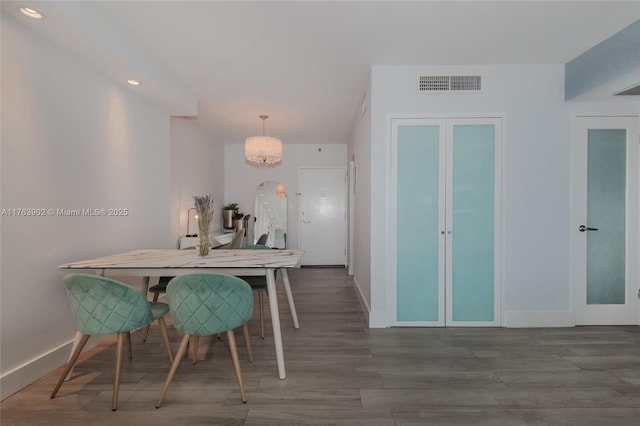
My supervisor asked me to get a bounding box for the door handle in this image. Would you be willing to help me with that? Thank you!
[578,225,599,232]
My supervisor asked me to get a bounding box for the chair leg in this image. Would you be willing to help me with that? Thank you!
[157,317,174,364]
[192,335,200,365]
[50,334,90,399]
[258,291,265,339]
[226,330,247,403]
[242,323,253,363]
[112,333,125,411]
[142,292,161,342]
[142,324,151,342]
[156,334,190,408]
[125,331,132,361]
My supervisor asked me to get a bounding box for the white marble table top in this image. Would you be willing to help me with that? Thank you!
[58,249,304,270]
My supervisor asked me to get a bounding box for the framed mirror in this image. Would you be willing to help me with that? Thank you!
[253,181,287,248]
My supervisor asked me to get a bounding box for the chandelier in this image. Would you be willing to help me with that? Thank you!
[245,115,282,166]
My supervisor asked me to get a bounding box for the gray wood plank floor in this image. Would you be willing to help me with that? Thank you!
[1,267,639,425]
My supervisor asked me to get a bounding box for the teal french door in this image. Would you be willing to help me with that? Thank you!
[391,118,502,326]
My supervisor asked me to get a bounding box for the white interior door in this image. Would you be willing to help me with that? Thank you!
[572,116,639,325]
[299,167,347,266]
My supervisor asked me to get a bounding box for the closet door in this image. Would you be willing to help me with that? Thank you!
[446,119,501,326]
[393,119,446,325]
[391,117,501,326]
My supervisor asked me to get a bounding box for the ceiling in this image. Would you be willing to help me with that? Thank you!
[3,1,639,145]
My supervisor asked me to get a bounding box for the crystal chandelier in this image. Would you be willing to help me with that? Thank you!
[245,115,282,166]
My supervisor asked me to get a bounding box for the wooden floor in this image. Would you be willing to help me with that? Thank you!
[2,267,640,425]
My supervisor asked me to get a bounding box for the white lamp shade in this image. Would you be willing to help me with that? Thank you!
[245,136,282,165]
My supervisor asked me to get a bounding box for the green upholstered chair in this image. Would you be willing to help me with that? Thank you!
[51,274,174,411]
[156,273,254,407]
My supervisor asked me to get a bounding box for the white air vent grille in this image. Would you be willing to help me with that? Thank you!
[419,76,450,92]
[418,75,482,93]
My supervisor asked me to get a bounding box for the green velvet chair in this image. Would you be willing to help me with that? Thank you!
[51,274,174,411]
[156,273,254,407]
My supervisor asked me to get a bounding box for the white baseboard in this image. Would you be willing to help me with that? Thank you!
[366,310,576,329]
[0,335,109,401]
[504,310,574,328]
[352,277,370,324]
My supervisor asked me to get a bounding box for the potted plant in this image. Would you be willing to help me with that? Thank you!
[223,203,239,211]
[222,203,239,229]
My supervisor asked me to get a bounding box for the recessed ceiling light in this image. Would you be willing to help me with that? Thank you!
[19,7,44,20]
[127,79,141,86]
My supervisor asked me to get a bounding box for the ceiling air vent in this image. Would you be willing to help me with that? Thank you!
[418,75,482,93]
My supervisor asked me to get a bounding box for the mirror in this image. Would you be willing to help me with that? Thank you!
[253,181,287,248]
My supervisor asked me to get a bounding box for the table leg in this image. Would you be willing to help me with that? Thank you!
[280,269,299,329]
[266,267,286,379]
[141,276,150,296]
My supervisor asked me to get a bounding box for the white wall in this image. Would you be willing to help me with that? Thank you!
[1,15,172,398]
[368,64,638,327]
[224,144,347,249]
[170,118,225,242]
[348,79,373,319]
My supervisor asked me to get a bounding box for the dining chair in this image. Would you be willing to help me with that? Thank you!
[228,229,245,249]
[51,274,174,411]
[147,275,249,363]
[156,273,254,407]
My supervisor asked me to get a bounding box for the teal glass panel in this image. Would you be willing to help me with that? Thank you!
[397,125,440,321]
[451,125,494,321]
[587,129,626,305]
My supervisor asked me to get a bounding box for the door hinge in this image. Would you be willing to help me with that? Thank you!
[637,289,640,299]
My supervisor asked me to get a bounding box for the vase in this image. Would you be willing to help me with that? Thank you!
[197,233,210,257]
[193,194,214,257]
[197,220,211,257]
[222,209,235,229]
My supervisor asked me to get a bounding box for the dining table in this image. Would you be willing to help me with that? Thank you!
[58,248,304,380]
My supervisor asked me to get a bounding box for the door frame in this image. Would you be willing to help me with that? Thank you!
[348,160,356,275]
[570,115,640,325]
[389,115,504,327]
